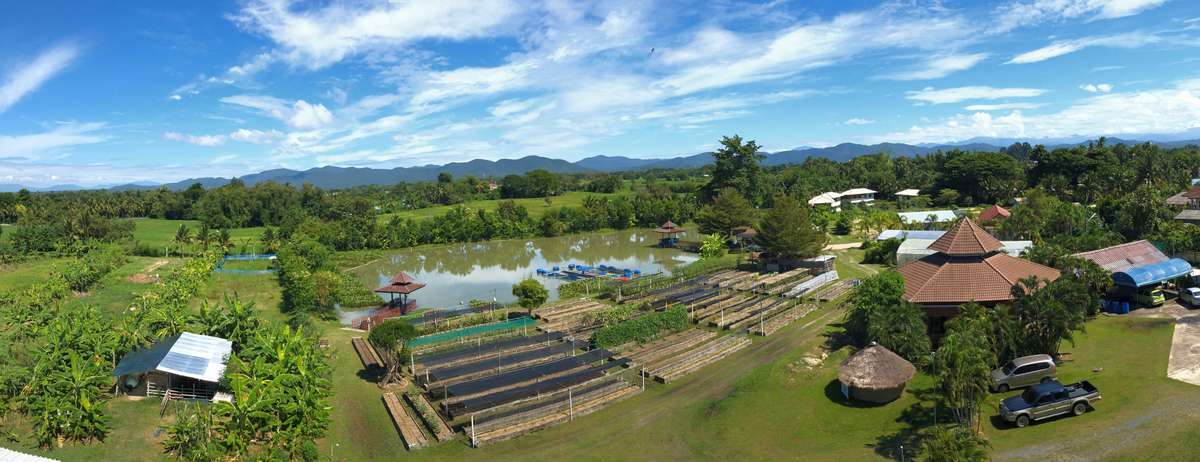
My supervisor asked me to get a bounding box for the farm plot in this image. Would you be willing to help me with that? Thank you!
[382,392,428,450]
[691,294,755,322]
[813,279,857,301]
[533,298,602,320]
[468,377,641,446]
[750,303,819,336]
[422,342,580,387]
[404,393,455,443]
[645,334,752,383]
[726,298,796,331]
[615,329,718,368]
[437,348,613,403]
[414,331,564,374]
[445,356,628,418]
[352,336,383,370]
[708,296,784,329]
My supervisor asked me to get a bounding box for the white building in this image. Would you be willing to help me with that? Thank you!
[897,210,958,225]
[114,332,232,400]
[808,192,843,208]
[839,188,877,205]
[895,188,920,198]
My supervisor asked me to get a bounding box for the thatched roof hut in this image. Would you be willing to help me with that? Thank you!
[838,343,916,404]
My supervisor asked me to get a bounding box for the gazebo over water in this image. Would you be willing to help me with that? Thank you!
[374,272,426,309]
[654,220,685,248]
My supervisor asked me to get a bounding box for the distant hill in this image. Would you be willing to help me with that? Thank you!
[16,136,1199,192]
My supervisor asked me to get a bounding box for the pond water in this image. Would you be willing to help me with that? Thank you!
[347,229,698,315]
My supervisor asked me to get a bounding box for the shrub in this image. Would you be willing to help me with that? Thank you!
[591,306,688,349]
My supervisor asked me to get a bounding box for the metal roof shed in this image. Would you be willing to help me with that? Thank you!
[114,332,232,383]
[1112,258,1193,288]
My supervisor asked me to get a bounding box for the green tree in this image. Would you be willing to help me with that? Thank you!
[696,188,757,237]
[700,135,767,206]
[935,303,994,431]
[512,278,549,310]
[1011,276,1087,357]
[867,300,931,367]
[844,271,907,347]
[368,319,418,387]
[699,233,727,260]
[172,223,192,256]
[757,195,827,260]
[920,425,991,462]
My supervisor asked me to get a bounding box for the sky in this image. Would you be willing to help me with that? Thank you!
[1,0,1199,187]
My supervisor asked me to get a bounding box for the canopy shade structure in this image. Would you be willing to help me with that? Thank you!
[654,220,684,234]
[114,332,231,383]
[1113,258,1193,288]
[897,210,957,224]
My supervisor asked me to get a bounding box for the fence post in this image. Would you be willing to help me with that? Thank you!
[569,387,574,421]
[471,414,476,447]
[641,367,645,390]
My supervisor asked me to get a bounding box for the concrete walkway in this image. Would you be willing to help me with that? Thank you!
[1130,302,1200,387]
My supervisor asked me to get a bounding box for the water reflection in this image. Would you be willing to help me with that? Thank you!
[349,229,697,310]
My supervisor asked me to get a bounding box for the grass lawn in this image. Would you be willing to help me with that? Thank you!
[15,398,168,462]
[0,256,72,290]
[218,258,275,271]
[61,257,182,317]
[130,218,265,254]
[376,191,623,223]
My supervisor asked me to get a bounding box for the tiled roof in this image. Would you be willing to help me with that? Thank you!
[1071,240,1168,273]
[1185,187,1200,200]
[927,218,1003,255]
[654,220,684,233]
[1166,190,1190,206]
[978,204,1011,221]
[899,252,1061,304]
[1176,209,1200,222]
[389,272,416,285]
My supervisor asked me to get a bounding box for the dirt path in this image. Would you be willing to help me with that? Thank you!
[824,242,863,251]
[127,259,170,283]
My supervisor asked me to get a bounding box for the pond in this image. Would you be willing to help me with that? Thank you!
[347,228,698,314]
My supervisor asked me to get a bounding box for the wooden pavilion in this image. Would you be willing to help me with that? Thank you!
[654,220,685,248]
[374,272,426,310]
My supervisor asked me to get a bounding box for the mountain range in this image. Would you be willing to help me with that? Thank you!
[10,137,1196,192]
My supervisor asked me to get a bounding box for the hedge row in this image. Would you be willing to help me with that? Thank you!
[591,306,689,349]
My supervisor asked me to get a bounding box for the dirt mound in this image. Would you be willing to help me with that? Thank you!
[127,259,169,284]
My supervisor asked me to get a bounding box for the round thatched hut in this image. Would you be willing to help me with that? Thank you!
[838,343,916,404]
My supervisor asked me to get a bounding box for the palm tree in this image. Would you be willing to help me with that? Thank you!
[217,229,233,255]
[172,224,192,256]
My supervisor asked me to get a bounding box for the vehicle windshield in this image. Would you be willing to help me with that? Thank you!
[1001,362,1016,375]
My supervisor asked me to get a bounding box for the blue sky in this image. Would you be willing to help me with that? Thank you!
[1,0,1199,187]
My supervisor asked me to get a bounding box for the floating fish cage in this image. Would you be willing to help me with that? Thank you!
[537,263,644,281]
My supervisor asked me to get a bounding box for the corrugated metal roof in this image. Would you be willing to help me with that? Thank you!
[897,210,957,224]
[840,188,876,196]
[1072,240,1168,273]
[0,447,59,462]
[877,230,946,241]
[113,332,231,383]
[1113,258,1193,288]
[895,189,920,197]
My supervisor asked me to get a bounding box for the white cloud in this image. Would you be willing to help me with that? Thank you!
[883,53,989,80]
[1006,32,1161,64]
[287,100,334,129]
[219,95,334,129]
[872,79,1200,144]
[229,129,284,144]
[964,102,1048,111]
[657,27,746,66]
[0,122,106,158]
[0,43,81,113]
[210,154,239,165]
[658,8,974,95]
[232,0,522,68]
[1080,83,1114,93]
[845,118,876,125]
[906,86,1048,104]
[164,132,226,146]
[168,94,182,101]
[993,0,1167,32]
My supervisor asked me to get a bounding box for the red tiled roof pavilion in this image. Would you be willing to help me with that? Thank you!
[654,220,684,234]
[374,272,426,295]
[898,218,1060,305]
[978,204,1011,222]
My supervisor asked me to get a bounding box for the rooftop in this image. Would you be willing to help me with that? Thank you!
[927,218,1003,256]
[113,332,232,383]
[978,204,1011,221]
[895,188,920,197]
[897,210,957,224]
[1072,240,1169,273]
[838,344,915,390]
[841,188,877,196]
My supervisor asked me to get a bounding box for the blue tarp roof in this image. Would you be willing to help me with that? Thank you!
[1112,258,1193,287]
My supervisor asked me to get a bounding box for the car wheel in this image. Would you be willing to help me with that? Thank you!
[1073,402,1087,416]
[997,384,1009,393]
[1040,377,1053,384]
[1016,415,1030,428]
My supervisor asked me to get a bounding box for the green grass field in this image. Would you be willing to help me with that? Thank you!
[0,256,72,290]
[130,218,265,254]
[377,191,624,223]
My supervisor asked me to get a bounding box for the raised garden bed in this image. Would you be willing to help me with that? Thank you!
[647,334,751,383]
[423,342,579,386]
[751,303,819,336]
[405,393,455,443]
[383,392,428,450]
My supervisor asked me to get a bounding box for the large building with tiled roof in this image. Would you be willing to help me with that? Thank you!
[898,218,1061,327]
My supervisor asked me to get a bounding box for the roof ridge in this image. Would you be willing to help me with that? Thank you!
[985,254,1016,286]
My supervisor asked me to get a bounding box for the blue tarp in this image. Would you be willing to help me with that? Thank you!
[1112,258,1193,287]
